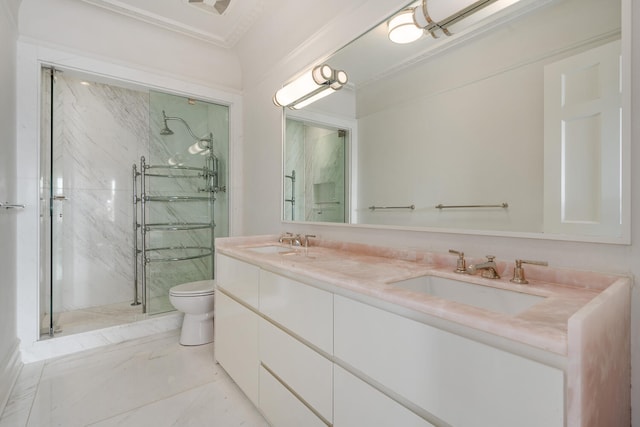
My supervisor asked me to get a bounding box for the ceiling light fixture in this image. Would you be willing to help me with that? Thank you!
[273,64,348,110]
[388,0,521,43]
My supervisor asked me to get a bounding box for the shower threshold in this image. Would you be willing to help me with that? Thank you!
[39,298,174,340]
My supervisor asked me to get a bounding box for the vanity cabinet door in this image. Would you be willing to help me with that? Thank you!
[216,254,260,309]
[259,366,327,427]
[334,365,435,427]
[334,295,564,427]
[214,291,259,406]
[260,318,333,422]
[259,270,333,354]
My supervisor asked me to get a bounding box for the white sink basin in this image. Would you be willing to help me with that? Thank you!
[389,275,545,315]
[247,245,294,254]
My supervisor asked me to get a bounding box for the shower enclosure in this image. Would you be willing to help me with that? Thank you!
[284,118,347,222]
[134,99,227,315]
[39,69,229,338]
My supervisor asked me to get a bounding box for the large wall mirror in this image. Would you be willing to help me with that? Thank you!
[282,0,629,243]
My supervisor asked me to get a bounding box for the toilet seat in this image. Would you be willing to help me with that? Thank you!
[169,280,215,297]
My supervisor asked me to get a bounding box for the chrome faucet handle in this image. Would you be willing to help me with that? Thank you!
[304,234,316,248]
[448,249,467,274]
[510,259,548,284]
[278,231,293,243]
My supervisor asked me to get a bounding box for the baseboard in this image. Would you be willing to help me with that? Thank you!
[0,339,23,415]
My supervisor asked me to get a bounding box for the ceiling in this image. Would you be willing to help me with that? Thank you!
[79,0,264,48]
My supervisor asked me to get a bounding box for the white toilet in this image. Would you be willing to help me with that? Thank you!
[169,280,216,346]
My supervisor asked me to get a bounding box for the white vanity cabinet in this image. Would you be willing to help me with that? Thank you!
[259,270,333,353]
[334,295,564,427]
[258,270,333,426]
[216,253,261,309]
[215,252,568,427]
[215,255,333,426]
[334,365,435,427]
[214,254,261,406]
[259,366,327,427]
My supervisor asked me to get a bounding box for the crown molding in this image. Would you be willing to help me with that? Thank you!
[80,0,262,48]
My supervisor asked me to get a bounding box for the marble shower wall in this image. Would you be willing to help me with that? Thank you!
[284,120,305,221]
[51,73,149,312]
[306,126,345,223]
[285,119,346,223]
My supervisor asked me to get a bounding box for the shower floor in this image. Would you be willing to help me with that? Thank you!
[40,297,174,340]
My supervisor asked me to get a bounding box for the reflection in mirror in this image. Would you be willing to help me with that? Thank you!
[282,0,628,243]
[284,118,348,223]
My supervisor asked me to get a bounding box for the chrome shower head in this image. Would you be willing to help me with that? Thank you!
[160,110,174,135]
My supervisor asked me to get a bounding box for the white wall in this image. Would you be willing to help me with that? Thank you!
[18,0,242,92]
[237,0,640,425]
[0,0,22,412]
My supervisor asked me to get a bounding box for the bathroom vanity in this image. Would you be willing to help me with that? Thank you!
[213,235,630,427]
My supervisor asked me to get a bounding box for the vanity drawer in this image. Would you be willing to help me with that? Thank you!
[260,318,333,422]
[216,254,260,308]
[259,270,333,354]
[333,295,564,427]
[334,365,435,427]
[214,290,259,406]
[259,365,327,427]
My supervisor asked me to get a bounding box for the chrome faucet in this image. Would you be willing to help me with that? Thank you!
[278,232,303,246]
[466,255,500,279]
[279,232,295,244]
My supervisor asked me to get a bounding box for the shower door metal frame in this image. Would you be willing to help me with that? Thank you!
[43,66,69,337]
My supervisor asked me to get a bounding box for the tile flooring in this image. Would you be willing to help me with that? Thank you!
[0,330,269,426]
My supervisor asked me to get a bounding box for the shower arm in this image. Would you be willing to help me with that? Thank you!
[163,111,213,146]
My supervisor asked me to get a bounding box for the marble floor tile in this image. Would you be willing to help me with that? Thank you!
[90,378,269,427]
[0,362,44,427]
[1,330,268,427]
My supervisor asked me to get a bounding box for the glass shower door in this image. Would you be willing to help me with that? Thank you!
[143,91,229,315]
[42,69,148,338]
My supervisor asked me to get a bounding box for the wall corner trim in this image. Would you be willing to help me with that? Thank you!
[0,339,23,415]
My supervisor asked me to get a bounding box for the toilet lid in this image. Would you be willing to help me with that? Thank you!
[169,280,216,297]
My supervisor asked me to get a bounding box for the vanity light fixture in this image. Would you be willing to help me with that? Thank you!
[188,140,209,155]
[388,8,424,44]
[388,0,520,43]
[273,64,348,110]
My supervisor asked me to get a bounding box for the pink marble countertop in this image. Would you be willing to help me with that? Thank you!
[216,235,629,356]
